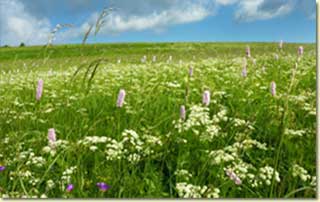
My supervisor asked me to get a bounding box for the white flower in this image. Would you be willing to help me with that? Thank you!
[208,149,235,165]
[89,146,98,151]
[292,164,311,182]
[40,194,47,198]
[175,169,193,181]
[252,165,280,187]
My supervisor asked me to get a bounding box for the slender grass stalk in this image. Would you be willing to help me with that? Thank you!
[270,62,299,197]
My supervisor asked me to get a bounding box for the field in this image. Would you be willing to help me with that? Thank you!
[0,42,316,198]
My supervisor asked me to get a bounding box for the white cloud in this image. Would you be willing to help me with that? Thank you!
[103,3,210,33]
[234,0,295,22]
[214,0,238,6]
[0,0,315,45]
[57,1,213,43]
[0,0,51,46]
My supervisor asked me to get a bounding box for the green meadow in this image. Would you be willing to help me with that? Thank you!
[0,42,316,198]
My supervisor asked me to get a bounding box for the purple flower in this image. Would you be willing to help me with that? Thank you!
[0,166,5,172]
[246,46,251,58]
[36,79,44,101]
[202,90,210,106]
[270,81,276,96]
[96,182,110,192]
[279,40,283,49]
[66,184,74,192]
[298,46,303,56]
[180,105,186,120]
[116,89,126,108]
[189,66,193,77]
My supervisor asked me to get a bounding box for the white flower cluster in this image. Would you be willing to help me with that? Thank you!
[43,140,69,156]
[25,156,46,168]
[18,149,46,167]
[46,179,55,191]
[28,178,40,186]
[285,129,306,138]
[174,169,193,181]
[225,160,255,182]
[105,139,124,161]
[173,105,223,142]
[165,81,181,88]
[302,103,316,116]
[142,134,162,155]
[176,183,220,198]
[208,149,236,165]
[233,118,254,130]
[208,137,267,167]
[252,166,280,187]
[292,164,311,182]
[212,108,228,123]
[232,139,268,151]
[78,136,110,151]
[104,129,163,163]
[61,166,77,184]
[310,176,316,188]
[121,129,144,163]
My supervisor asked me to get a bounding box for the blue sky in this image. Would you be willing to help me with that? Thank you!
[0,0,316,46]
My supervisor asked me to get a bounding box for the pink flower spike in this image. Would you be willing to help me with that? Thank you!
[48,128,56,143]
[298,46,303,57]
[116,89,126,108]
[189,66,193,77]
[246,46,251,58]
[270,81,276,96]
[36,79,44,101]
[234,176,242,185]
[279,40,283,49]
[180,105,186,120]
[242,66,247,78]
[48,128,56,149]
[202,90,210,106]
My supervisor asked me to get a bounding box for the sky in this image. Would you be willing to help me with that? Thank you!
[0,0,316,46]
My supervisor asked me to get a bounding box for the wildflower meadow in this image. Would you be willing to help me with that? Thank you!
[0,42,316,198]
